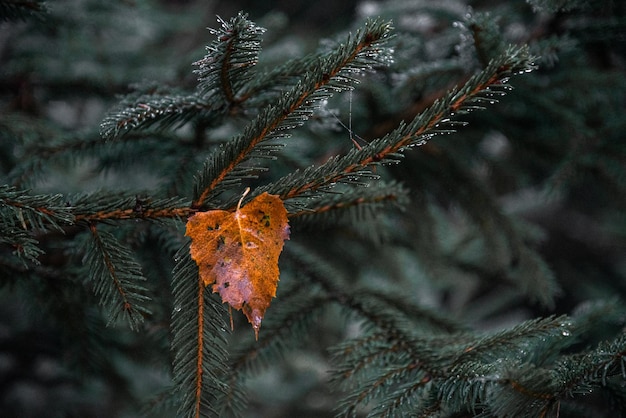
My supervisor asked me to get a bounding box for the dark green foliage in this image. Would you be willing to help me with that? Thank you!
[1,0,625,417]
[170,249,230,417]
[82,226,151,330]
[0,0,46,22]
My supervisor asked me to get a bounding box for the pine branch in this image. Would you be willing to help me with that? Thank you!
[170,247,229,418]
[0,224,44,264]
[0,185,73,264]
[0,185,74,231]
[355,289,469,335]
[194,13,266,106]
[283,244,467,417]
[465,12,507,66]
[453,316,572,364]
[439,358,512,415]
[100,13,265,140]
[100,90,212,140]
[371,379,436,418]
[2,116,183,189]
[332,314,576,416]
[342,358,428,417]
[260,46,535,203]
[333,330,443,418]
[557,333,626,395]
[192,18,394,208]
[287,181,408,225]
[71,192,191,222]
[240,26,390,110]
[436,330,626,417]
[4,183,404,230]
[239,52,328,107]
[83,224,151,330]
[284,242,415,337]
[218,292,329,417]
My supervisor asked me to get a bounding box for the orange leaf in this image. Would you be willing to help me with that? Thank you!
[186,191,290,339]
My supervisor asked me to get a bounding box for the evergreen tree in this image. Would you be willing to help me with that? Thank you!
[1,1,625,417]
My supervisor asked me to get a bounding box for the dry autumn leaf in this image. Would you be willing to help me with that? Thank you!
[186,190,290,338]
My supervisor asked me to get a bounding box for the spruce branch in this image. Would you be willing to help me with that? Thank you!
[192,18,394,208]
[285,244,464,417]
[370,377,435,418]
[287,181,409,224]
[100,91,212,140]
[0,224,44,264]
[438,359,509,415]
[83,224,151,330]
[355,289,469,335]
[453,316,572,364]
[340,358,428,417]
[0,185,74,231]
[333,331,443,418]
[194,12,266,106]
[0,185,71,263]
[100,13,265,140]
[285,242,413,337]
[260,45,536,202]
[170,248,229,418]
[332,316,576,416]
[71,192,191,222]
[3,116,187,190]
[556,333,626,396]
[218,292,329,417]
[492,364,562,417]
[241,20,392,109]
[239,52,328,106]
[439,331,626,418]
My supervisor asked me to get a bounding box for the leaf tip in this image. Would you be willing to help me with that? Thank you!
[243,304,263,340]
